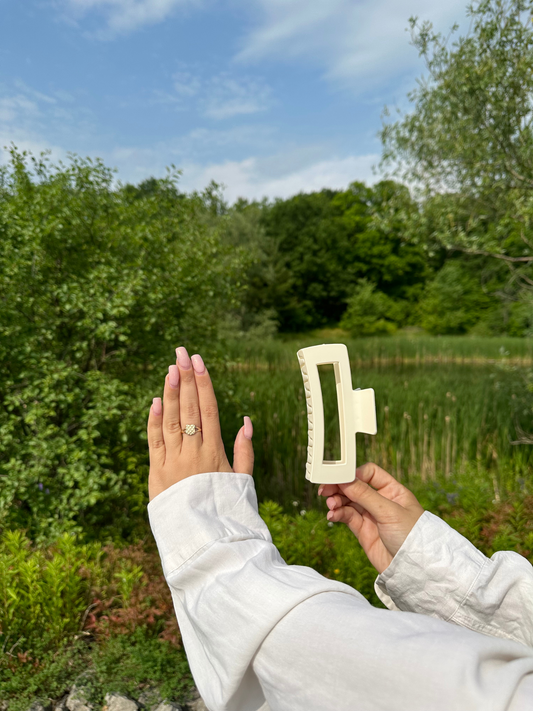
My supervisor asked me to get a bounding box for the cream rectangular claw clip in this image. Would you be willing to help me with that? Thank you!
[297,343,377,485]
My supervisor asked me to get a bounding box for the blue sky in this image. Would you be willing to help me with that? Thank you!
[1,0,468,202]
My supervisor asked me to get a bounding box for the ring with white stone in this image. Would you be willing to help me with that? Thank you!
[182,424,202,436]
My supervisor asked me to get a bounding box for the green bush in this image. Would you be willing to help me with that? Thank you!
[0,629,194,711]
[417,262,494,335]
[339,279,406,336]
[0,149,248,541]
[0,529,100,654]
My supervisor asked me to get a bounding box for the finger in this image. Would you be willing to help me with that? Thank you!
[233,417,254,475]
[176,346,202,448]
[327,502,364,533]
[162,367,182,452]
[327,493,365,516]
[318,484,341,498]
[190,354,222,445]
[355,461,421,508]
[337,476,403,524]
[355,462,401,493]
[147,397,166,469]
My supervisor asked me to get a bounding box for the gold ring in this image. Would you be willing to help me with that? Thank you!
[182,424,202,436]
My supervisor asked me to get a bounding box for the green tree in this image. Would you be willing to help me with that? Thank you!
[417,261,495,334]
[380,0,533,319]
[339,279,406,336]
[0,149,246,541]
[257,181,428,332]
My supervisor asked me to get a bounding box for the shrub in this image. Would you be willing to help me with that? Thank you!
[0,149,248,541]
[339,279,406,336]
[417,262,494,335]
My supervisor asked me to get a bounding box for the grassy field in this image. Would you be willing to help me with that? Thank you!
[221,331,533,510]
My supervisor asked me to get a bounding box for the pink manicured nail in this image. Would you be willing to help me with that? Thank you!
[176,346,191,369]
[327,511,333,521]
[191,354,205,375]
[168,365,179,388]
[243,415,253,440]
[152,397,162,416]
[318,486,324,496]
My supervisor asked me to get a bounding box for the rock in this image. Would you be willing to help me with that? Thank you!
[27,703,51,711]
[187,700,208,711]
[103,694,138,711]
[137,689,162,711]
[182,687,208,711]
[53,697,69,711]
[152,704,183,711]
[66,686,93,711]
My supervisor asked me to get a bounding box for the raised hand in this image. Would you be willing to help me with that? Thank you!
[318,463,424,574]
[147,347,254,502]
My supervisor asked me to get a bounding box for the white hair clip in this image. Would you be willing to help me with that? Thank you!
[297,343,377,485]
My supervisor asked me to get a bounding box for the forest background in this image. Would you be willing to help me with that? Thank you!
[1,1,533,710]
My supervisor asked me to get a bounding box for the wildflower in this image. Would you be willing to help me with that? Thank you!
[38,482,43,491]
[292,500,298,507]
[334,569,340,574]
[327,522,334,527]
[300,510,306,516]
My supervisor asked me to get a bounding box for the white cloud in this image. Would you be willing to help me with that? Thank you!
[179,153,380,202]
[107,141,380,201]
[203,74,271,119]
[0,82,94,167]
[161,70,272,119]
[58,0,200,36]
[237,0,468,90]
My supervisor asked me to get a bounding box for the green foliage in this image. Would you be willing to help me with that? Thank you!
[87,628,193,707]
[340,279,407,336]
[0,149,247,541]
[0,529,100,654]
[0,636,91,711]
[0,530,189,710]
[229,181,428,333]
[418,261,495,334]
[0,630,194,711]
[381,0,533,315]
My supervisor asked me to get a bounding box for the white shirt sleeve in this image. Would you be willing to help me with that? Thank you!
[148,472,533,711]
[375,510,533,647]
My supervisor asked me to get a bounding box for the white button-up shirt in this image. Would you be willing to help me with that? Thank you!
[148,472,533,711]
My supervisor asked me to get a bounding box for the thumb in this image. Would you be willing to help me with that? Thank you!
[337,478,403,525]
[233,416,254,476]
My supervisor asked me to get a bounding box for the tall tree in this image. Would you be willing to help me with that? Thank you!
[380,0,533,317]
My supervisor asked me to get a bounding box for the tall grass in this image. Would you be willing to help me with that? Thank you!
[225,332,533,368]
[220,335,533,509]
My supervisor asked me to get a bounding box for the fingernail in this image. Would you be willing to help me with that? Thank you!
[318,486,323,496]
[168,365,179,388]
[176,346,191,369]
[243,416,253,440]
[327,511,333,521]
[152,397,162,416]
[191,354,205,375]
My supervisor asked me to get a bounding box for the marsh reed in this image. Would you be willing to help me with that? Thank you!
[221,335,533,509]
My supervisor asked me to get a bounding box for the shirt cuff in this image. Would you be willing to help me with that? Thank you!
[147,471,271,580]
[374,510,487,619]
